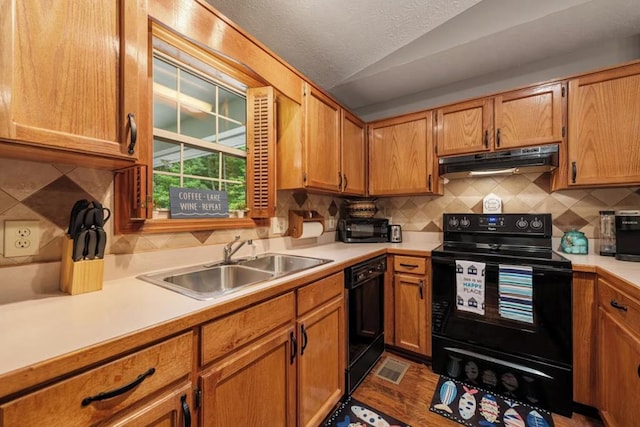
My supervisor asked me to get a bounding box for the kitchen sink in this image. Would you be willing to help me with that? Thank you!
[139,253,332,300]
[237,253,332,275]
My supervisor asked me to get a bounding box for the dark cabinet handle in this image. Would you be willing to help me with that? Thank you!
[399,263,419,269]
[81,367,155,406]
[484,129,489,148]
[301,324,308,355]
[428,174,432,191]
[571,161,577,183]
[181,394,191,427]
[496,128,501,147]
[638,364,640,379]
[127,113,137,155]
[343,174,348,191]
[338,172,343,191]
[418,279,424,299]
[610,299,628,312]
[290,331,297,364]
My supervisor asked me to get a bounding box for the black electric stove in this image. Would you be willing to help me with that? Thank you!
[431,213,574,416]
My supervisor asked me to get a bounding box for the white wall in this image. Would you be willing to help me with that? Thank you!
[356,34,640,122]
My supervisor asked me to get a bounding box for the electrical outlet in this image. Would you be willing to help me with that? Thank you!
[4,220,40,257]
[270,217,286,235]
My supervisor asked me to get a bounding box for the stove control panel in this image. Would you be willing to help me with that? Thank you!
[444,213,551,235]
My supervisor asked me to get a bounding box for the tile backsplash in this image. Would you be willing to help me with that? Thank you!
[0,158,638,266]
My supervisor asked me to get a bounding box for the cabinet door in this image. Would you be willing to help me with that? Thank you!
[297,297,345,427]
[109,383,193,427]
[341,110,366,195]
[598,309,640,427]
[568,63,640,186]
[0,0,145,161]
[572,272,598,407]
[369,111,433,196]
[393,273,430,356]
[436,98,492,157]
[494,83,564,150]
[304,84,341,191]
[199,327,296,427]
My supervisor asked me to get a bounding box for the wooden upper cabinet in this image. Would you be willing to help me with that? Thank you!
[341,111,366,195]
[304,83,342,192]
[369,111,436,196]
[436,98,493,157]
[436,83,564,157]
[277,83,366,195]
[568,62,640,186]
[0,0,146,165]
[494,83,564,149]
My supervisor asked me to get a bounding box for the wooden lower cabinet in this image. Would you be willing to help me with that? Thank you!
[109,383,193,427]
[198,273,345,427]
[199,327,297,426]
[0,332,193,427]
[597,275,640,427]
[297,278,345,427]
[387,255,431,357]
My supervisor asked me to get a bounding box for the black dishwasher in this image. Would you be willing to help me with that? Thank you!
[344,255,386,394]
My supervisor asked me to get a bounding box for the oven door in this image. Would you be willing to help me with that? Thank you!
[431,253,572,365]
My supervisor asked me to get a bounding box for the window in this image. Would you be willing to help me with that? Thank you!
[152,42,249,217]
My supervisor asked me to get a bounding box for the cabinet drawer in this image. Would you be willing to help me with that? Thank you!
[201,292,295,366]
[0,332,193,427]
[394,256,426,275]
[598,276,640,337]
[297,272,344,316]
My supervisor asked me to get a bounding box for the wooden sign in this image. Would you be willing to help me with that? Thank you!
[169,187,229,218]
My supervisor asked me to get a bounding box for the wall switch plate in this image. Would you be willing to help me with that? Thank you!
[4,220,40,257]
[270,217,286,235]
[326,216,336,231]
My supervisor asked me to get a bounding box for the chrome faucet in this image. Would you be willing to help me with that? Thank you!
[223,235,252,264]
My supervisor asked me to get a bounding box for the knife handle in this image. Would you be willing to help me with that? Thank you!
[73,230,88,261]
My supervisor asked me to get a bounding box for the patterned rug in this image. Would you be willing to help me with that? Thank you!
[429,376,555,427]
[323,396,411,427]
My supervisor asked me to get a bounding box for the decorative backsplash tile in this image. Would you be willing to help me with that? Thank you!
[376,173,640,239]
[0,158,638,267]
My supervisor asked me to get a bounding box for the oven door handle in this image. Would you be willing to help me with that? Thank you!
[431,256,572,274]
[444,347,554,379]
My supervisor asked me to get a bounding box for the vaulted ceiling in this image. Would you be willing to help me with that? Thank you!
[207,0,640,119]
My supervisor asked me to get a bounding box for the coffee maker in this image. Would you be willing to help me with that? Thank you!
[615,210,640,262]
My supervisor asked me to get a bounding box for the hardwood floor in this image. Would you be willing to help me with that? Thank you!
[352,352,603,427]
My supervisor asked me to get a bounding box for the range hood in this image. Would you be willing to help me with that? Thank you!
[439,145,559,179]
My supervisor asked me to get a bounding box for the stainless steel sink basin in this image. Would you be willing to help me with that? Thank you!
[237,253,332,275]
[140,265,274,300]
[139,253,332,300]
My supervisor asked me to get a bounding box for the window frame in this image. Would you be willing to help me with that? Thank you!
[115,22,269,234]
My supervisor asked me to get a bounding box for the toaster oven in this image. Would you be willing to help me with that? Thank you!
[337,218,389,243]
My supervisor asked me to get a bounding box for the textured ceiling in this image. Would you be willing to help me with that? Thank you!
[207,0,640,117]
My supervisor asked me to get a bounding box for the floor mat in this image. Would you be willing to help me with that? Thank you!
[323,396,411,427]
[429,375,555,427]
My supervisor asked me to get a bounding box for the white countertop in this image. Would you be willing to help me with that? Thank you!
[0,232,638,388]
[0,233,440,380]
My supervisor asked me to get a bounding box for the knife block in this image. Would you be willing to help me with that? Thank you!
[59,236,104,295]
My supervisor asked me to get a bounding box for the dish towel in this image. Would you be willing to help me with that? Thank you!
[498,265,534,324]
[455,260,486,315]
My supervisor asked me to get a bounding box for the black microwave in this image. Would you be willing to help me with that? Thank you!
[337,218,389,243]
